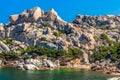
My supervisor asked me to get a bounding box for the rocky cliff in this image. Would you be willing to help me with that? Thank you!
[0,6,119,59]
[0,7,119,74]
[0,7,118,50]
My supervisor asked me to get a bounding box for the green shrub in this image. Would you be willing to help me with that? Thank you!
[66,48,83,57]
[0,58,3,60]
[53,31,63,37]
[0,38,14,44]
[100,34,109,41]
[53,32,59,37]
[100,33,114,44]
[90,42,120,62]
[0,51,20,60]
[41,37,47,41]
[23,56,31,60]
[19,46,83,59]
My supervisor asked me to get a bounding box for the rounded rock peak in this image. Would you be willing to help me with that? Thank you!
[33,6,41,11]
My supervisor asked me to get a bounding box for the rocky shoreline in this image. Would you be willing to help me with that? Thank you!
[91,60,120,76]
[0,57,90,70]
[0,57,120,76]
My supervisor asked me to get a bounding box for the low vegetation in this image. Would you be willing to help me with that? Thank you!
[21,46,83,58]
[41,37,47,41]
[0,46,83,60]
[0,38,14,44]
[53,31,64,37]
[90,34,120,62]
[0,51,20,60]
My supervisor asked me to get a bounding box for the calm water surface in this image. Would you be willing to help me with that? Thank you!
[0,67,113,80]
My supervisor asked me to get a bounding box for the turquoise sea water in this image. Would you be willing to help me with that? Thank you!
[0,67,113,80]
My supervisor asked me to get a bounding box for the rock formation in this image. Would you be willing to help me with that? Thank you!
[73,14,120,28]
[0,7,119,73]
[17,58,59,70]
[0,41,10,52]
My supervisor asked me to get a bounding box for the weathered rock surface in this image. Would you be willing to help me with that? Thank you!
[23,64,39,70]
[91,60,120,75]
[17,58,59,70]
[0,41,10,51]
[73,14,120,28]
[79,32,96,49]
[10,14,19,24]
[0,23,5,38]
[11,40,28,49]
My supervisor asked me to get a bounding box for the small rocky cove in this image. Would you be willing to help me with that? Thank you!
[0,57,120,76]
[0,6,119,77]
[0,56,90,70]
